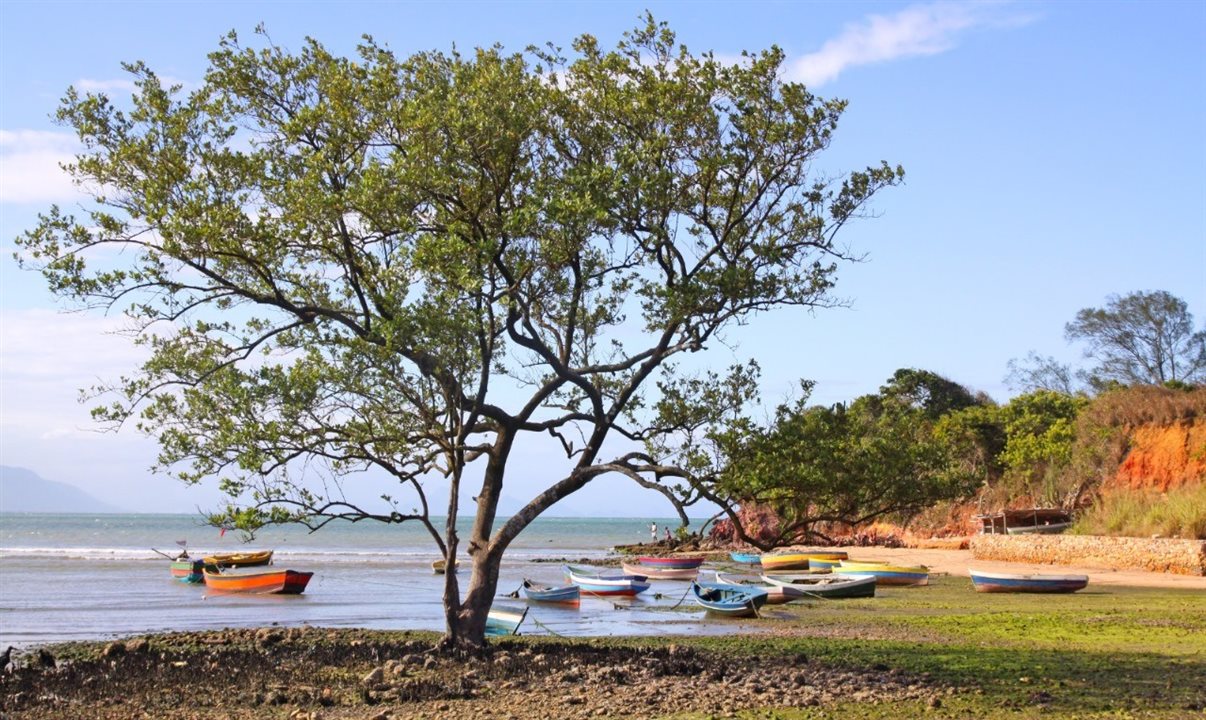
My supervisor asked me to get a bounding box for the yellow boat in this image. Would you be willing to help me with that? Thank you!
[759,550,848,572]
[202,549,274,568]
[837,560,929,586]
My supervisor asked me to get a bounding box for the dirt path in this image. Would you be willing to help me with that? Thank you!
[841,547,1206,590]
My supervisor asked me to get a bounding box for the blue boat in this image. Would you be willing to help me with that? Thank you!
[564,565,651,596]
[522,579,581,604]
[691,581,769,618]
[485,604,529,636]
[729,551,762,564]
[969,570,1089,593]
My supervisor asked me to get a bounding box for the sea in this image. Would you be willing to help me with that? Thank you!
[0,513,728,648]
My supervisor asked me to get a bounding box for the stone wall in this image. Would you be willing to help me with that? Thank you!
[970,533,1206,576]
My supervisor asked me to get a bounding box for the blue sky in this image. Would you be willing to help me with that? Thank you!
[1,1,1203,516]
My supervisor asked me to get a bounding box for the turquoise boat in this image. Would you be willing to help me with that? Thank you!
[485,605,529,636]
[521,579,581,604]
[729,551,762,564]
[691,581,768,618]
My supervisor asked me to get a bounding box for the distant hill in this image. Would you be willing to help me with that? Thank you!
[0,466,124,513]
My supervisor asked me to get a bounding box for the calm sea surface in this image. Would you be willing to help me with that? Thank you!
[0,513,735,648]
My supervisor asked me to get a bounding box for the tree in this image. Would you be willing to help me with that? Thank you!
[1066,290,1206,387]
[996,390,1088,505]
[1004,351,1079,395]
[670,372,981,548]
[16,18,902,649]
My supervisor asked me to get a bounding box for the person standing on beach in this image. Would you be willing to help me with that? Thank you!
[650,522,657,540]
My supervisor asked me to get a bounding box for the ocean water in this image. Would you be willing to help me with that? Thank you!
[0,513,736,648]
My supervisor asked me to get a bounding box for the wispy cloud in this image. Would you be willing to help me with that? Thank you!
[76,74,193,94]
[0,129,81,204]
[788,1,1037,88]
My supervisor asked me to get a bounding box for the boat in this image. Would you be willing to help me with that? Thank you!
[729,551,762,564]
[760,573,878,599]
[713,571,802,604]
[485,604,529,636]
[836,560,929,586]
[202,567,313,594]
[620,561,700,580]
[170,558,205,583]
[969,569,1089,593]
[521,579,581,604]
[976,508,1072,535]
[760,550,848,572]
[432,558,459,574]
[691,581,768,618]
[202,550,274,568]
[563,565,651,596]
[635,555,705,569]
[802,557,843,571]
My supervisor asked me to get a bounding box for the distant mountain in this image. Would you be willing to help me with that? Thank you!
[0,466,124,513]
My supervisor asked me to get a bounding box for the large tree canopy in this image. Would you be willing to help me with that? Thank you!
[16,18,902,648]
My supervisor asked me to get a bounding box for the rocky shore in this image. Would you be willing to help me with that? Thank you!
[1,627,947,719]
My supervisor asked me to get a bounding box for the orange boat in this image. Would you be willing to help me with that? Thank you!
[202,567,313,594]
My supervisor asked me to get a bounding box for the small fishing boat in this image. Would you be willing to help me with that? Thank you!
[564,565,651,596]
[621,561,700,581]
[760,573,878,599]
[713,572,802,604]
[485,604,529,636]
[729,551,762,564]
[691,581,768,618]
[635,555,705,569]
[202,550,274,568]
[837,561,929,586]
[1005,522,1073,535]
[802,557,843,571]
[969,570,1089,593]
[170,558,205,583]
[521,579,581,604]
[432,558,459,574]
[202,567,313,594]
[759,550,847,572]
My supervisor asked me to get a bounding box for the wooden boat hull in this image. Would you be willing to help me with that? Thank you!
[837,561,928,586]
[170,559,204,583]
[760,573,878,599]
[202,550,273,568]
[969,570,1089,593]
[486,605,529,636]
[691,581,768,617]
[1005,522,1073,535]
[621,561,699,580]
[729,552,762,564]
[760,550,847,571]
[202,568,313,594]
[713,572,800,604]
[564,565,651,596]
[635,555,704,569]
[431,559,459,574]
[522,580,581,604]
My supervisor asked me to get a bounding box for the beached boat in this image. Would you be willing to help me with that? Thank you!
[170,558,205,583]
[564,565,651,596]
[202,567,313,594]
[635,555,705,569]
[969,570,1089,593]
[760,573,878,599]
[485,604,529,636]
[621,561,700,580]
[1005,521,1073,535]
[202,550,274,568]
[713,572,802,604]
[759,550,848,572]
[431,558,459,574]
[729,551,762,564]
[691,581,768,618]
[802,557,843,571]
[836,561,929,586]
[521,579,581,604]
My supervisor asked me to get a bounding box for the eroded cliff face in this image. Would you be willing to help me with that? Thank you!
[1112,420,1206,492]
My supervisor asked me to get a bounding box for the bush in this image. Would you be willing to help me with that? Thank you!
[1072,484,1206,539]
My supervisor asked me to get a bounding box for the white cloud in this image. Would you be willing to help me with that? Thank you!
[76,74,193,94]
[788,1,1036,88]
[0,129,82,204]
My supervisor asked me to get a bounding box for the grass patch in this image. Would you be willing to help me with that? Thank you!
[1072,483,1206,539]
